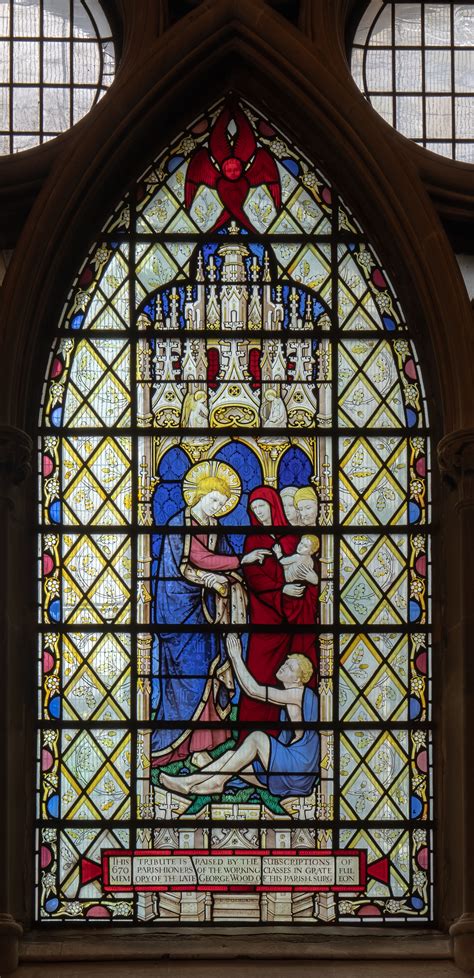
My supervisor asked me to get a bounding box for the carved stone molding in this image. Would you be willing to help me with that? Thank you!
[0,425,32,495]
[437,429,474,509]
[0,430,31,978]
[450,913,474,974]
[0,913,22,974]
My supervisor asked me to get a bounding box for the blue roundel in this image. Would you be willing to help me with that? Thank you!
[409,696,421,720]
[47,794,59,818]
[411,896,424,910]
[48,599,61,623]
[409,599,421,622]
[70,314,84,330]
[48,695,61,720]
[409,501,421,524]
[282,158,299,177]
[50,407,63,428]
[406,407,418,428]
[382,315,396,331]
[410,795,423,819]
[45,897,59,913]
[49,501,61,524]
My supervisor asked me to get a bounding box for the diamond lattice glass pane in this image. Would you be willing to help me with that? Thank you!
[37,96,432,923]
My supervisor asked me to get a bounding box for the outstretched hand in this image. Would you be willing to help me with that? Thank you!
[241,549,272,565]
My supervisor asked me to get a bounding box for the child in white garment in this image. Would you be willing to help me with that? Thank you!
[273,534,320,585]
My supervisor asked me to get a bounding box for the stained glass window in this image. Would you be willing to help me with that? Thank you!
[351,2,474,162]
[37,97,432,925]
[0,0,115,155]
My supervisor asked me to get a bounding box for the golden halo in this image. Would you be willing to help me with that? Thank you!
[183,460,241,517]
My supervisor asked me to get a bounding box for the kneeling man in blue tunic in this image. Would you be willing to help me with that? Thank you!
[160,633,320,798]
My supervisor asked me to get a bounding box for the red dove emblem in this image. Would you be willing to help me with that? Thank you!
[185,103,281,232]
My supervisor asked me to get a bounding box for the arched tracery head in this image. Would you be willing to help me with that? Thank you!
[37,96,432,926]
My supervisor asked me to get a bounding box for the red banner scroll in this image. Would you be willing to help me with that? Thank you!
[80,849,389,894]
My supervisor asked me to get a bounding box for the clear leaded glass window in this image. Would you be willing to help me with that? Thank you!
[37,97,432,924]
[351,2,474,162]
[0,0,115,154]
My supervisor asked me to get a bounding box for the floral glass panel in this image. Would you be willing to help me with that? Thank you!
[37,97,432,924]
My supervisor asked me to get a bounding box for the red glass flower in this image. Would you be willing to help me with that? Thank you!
[185,104,281,231]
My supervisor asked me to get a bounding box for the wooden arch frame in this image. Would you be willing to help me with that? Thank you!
[1,0,473,428]
[0,0,473,973]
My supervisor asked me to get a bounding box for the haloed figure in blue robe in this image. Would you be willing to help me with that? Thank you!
[151,464,246,766]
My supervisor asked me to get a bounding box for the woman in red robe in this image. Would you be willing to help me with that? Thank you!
[238,486,319,733]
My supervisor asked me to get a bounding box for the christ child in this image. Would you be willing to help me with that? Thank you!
[273,534,320,588]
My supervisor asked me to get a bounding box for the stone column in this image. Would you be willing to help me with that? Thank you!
[438,431,474,974]
[0,425,32,974]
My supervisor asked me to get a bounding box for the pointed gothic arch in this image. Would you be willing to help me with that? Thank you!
[33,91,433,924]
[0,1,473,972]
[0,1,472,430]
